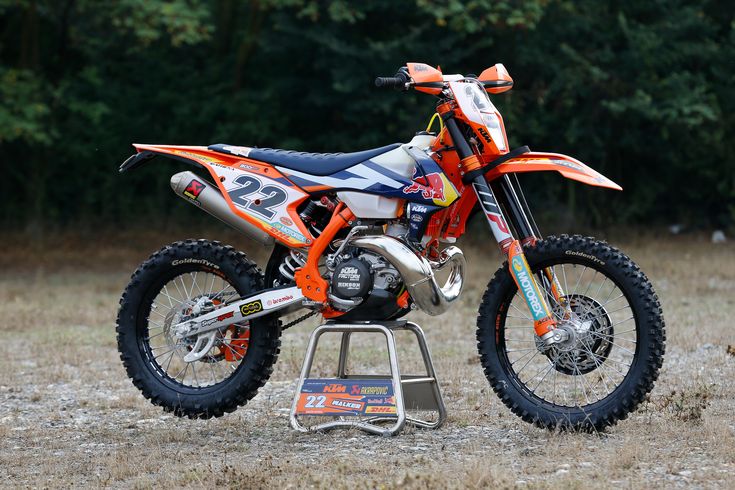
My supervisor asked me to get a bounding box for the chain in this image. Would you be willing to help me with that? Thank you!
[281,309,320,330]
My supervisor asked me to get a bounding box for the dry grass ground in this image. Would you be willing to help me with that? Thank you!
[0,229,733,488]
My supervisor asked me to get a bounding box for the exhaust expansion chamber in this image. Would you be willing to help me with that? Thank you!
[350,235,465,316]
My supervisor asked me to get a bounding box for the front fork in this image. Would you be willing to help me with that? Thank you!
[470,175,562,343]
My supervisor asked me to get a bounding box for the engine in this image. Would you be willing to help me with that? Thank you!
[326,247,405,320]
[269,197,464,319]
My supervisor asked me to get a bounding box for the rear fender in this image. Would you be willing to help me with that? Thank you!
[119,144,219,173]
[120,144,314,248]
[486,152,622,190]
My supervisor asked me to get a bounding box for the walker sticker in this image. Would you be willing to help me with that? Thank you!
[296,379,397,417]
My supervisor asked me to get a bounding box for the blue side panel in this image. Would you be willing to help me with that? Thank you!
[407,203,444,241]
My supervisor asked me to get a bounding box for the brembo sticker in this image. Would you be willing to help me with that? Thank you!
[267,295,294,307]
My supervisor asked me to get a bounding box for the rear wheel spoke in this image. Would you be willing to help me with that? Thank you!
[146,271,250,389]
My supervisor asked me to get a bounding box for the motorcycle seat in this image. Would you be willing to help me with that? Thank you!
[208,143,401,176]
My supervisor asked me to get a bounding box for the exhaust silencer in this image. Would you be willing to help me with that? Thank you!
[350,235,465,316]
[170,171,275,246]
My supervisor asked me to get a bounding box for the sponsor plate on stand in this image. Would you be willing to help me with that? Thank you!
[295,379,397,417]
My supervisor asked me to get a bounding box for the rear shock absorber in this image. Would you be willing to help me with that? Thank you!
[278,197,336,282]
[278,250,307,282]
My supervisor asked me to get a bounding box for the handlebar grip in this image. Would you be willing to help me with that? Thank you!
[374,76,404,88]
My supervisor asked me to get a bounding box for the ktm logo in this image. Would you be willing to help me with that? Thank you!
[240,300,263,317]
[477,127,492,143]
[323,384,346,393]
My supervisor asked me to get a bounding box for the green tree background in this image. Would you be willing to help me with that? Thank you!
[1,0,733,233]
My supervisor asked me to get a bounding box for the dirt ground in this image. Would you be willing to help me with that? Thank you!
[0,229,733,489]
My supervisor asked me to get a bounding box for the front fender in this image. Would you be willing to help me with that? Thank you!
[486,152,622,191]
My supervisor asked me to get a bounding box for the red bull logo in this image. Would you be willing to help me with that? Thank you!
[403,172,446,202]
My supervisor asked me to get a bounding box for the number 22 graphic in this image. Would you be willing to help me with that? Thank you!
[227,175,288,220]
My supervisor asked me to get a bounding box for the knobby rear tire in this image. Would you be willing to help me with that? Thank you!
[116,239,281,419]
[476,235,666,431]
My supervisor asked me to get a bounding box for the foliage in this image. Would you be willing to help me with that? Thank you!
[0,0,733,230]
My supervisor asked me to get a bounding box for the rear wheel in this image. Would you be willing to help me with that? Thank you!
[116,239,281,418]
[476,235,665,430]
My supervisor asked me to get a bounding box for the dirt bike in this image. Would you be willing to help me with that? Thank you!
[117,62,665,430]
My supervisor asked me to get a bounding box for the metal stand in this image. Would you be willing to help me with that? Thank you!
[290,320,446,436]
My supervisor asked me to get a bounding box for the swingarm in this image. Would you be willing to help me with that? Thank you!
[172,285,304,362]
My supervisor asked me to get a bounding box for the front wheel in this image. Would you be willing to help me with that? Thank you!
[476,235,665,430]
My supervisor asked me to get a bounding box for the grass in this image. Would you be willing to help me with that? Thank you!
[0,228,733,488]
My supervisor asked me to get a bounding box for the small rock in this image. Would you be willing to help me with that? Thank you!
[712,230,726,243]
[678,470,692,477]
[669,224,684,235]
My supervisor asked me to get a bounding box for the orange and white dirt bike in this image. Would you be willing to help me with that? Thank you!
[117,63,665,430]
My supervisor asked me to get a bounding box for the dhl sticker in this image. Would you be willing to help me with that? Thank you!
[365,406,397,414]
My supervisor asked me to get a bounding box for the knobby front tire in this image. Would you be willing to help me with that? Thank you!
[476,235,666,430]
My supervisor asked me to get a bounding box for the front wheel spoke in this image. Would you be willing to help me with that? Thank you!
[583,304,631,323]
[587,333,637,355]
[570,265,587,296]
[509,301,532,322]
[579,343,614,395]
[601,356,632,373]
[575,365,595,404]
[527,360,554,394]
[514,350,540,377]
[589,330,637,344]
[509,348,536,367]
[581,270,599,297]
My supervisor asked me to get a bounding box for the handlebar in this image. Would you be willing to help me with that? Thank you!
[374,76,406,89]
[374,67,411,90]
